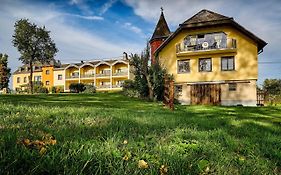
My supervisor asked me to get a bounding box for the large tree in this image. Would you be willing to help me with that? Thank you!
[12,19,58,93]
[263,78,281,95]
[0,53,11,90]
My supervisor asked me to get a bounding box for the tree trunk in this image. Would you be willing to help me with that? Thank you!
[146,75,153,100]
[29,62,33,94]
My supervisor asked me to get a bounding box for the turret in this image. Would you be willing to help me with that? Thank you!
[149,7,170,64]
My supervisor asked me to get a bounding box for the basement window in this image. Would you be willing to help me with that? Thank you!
[175,85,183,96]
[229,83,237,91]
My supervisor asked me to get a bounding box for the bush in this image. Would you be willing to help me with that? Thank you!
[69,83,86,93]
[83,85,96,94]
[38,87,48,94]
[122,80,139,97]
[51,86,64,93]
[51,86,56,93]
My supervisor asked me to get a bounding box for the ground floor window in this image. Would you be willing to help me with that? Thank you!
[46,81,50,86]
[228,83,237,91]
[175,85,183,96]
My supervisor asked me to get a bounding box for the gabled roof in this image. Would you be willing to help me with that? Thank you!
[150,10,171,42]
[182,9,232,25]
[155,9,267,55]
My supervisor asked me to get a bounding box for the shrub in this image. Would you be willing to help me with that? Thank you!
[122,80,139,97]
[69,83,86,93]
[38,87,48,94]
[83,85,96,94]
[51,86,56,93]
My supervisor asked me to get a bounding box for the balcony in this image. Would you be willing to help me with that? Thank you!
[112,84,122,88]
[80,74,95,79]
[176,38,237,56]
[65,75,79,80]
[96,85,111,89]
[96,70,111,77]
[113,70,128,77]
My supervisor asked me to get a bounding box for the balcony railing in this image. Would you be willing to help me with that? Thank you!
[96,71,111,77]
[97,85,111,89]
[112,84,122,88]
[176,38,236,53]
[113,71,128,76]
[66,75,79,79]
[80,74,95,78]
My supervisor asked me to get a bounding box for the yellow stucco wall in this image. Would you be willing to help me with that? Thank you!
[42,66,54,89]
[53,70,64,86]
[158,26,258,83]
[13,71,42,90]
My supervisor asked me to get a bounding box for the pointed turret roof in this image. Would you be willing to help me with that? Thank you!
[150,8,171,42]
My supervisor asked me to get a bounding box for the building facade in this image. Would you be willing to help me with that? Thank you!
[151,9,267,106]
[12,58,131,92]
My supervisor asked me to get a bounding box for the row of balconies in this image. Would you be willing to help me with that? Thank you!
[65,69,128,80]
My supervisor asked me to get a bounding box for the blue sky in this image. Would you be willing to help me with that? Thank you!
[0,0,280,86]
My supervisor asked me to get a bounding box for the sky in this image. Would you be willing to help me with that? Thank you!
[0,0,280,86]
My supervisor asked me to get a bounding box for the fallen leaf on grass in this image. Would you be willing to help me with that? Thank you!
[138,160,148,169]
[159,165,168,175]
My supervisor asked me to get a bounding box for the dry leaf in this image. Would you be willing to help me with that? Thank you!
[160,165,168,175]
[138,160,148,169]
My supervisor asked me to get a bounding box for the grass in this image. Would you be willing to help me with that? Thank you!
[0,93,281,174]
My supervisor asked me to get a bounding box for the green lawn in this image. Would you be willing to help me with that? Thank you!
[0,93,280,174]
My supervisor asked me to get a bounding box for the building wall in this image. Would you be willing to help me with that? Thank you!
[53,70,64,87]
[42,66,54,89]
[13,71,42,90]
[175,80,257,106]
[158,26,258,83]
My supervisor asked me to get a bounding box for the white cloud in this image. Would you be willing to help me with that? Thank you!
[99,0,117,15]
[68,0,92,15]
[0,0,142,73]
[66,13,104,21]
[123,22,142,34]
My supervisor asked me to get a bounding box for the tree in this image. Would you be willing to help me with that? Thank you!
[0,53,11,90]
[129,43,167,100]
[12,19,58,93]
[262,79,281,95]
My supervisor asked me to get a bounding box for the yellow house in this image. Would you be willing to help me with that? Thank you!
[150,9,267,106]
[12,58,131,92]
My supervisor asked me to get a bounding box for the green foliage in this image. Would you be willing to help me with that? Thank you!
[51,86,56,93]
[122,80,139,97]
[263,79,281,95]
[128,44,167,101]
[149,59,166,101]
[83,85,96,94]
[0,93,281,174]
[12,19,58,93]
[69,83,86,93]
[0,53,11,89]
[129,53,149,98]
